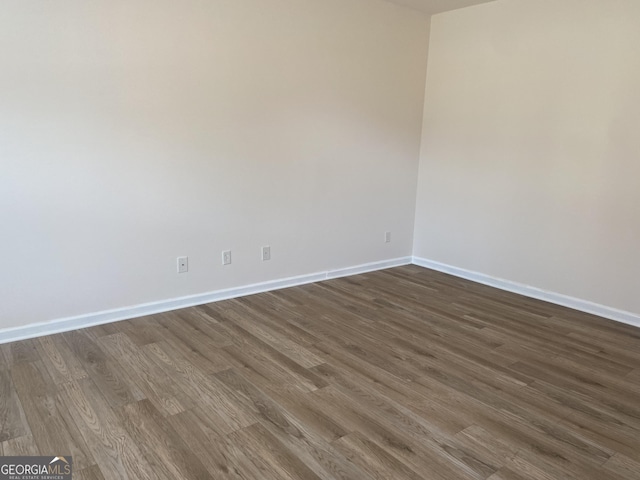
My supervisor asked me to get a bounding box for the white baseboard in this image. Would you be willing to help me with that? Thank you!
[412,256,640,329]
[0,257,412,345]
[6,254,634,345]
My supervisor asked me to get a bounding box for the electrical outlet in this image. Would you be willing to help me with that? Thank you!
[222,250,232,265]
[262,246,271,261]
[177,256,189,273]
[385,231,391,243]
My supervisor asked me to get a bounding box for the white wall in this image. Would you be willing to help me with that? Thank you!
[414,0,640,315]
[0,0,430,329]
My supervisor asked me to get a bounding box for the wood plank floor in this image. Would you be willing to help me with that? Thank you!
[1,265,640,479]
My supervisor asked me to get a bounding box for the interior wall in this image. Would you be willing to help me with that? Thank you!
[414,0,640,315]
[0,0,430,329]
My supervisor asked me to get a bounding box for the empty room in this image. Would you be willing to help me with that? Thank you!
[1,0,639,479]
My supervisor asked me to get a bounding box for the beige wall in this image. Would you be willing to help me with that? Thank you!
[383,0,497,15]
[414,0,640,315]
[0,0,430,329]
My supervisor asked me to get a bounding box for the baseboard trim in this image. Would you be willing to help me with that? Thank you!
[412,256,640,329]
[0,257,412,345]
[326,257,412,280]
[9,255,634,345]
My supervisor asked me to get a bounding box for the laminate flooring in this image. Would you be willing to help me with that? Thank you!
[1,265,640,479]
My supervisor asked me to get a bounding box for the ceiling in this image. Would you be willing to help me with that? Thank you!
[385,0,497,15]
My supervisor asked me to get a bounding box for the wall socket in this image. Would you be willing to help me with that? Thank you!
[177,256,189,274]
[222,250,232,265]
[385,231,391,243]
[261,246,271,261]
